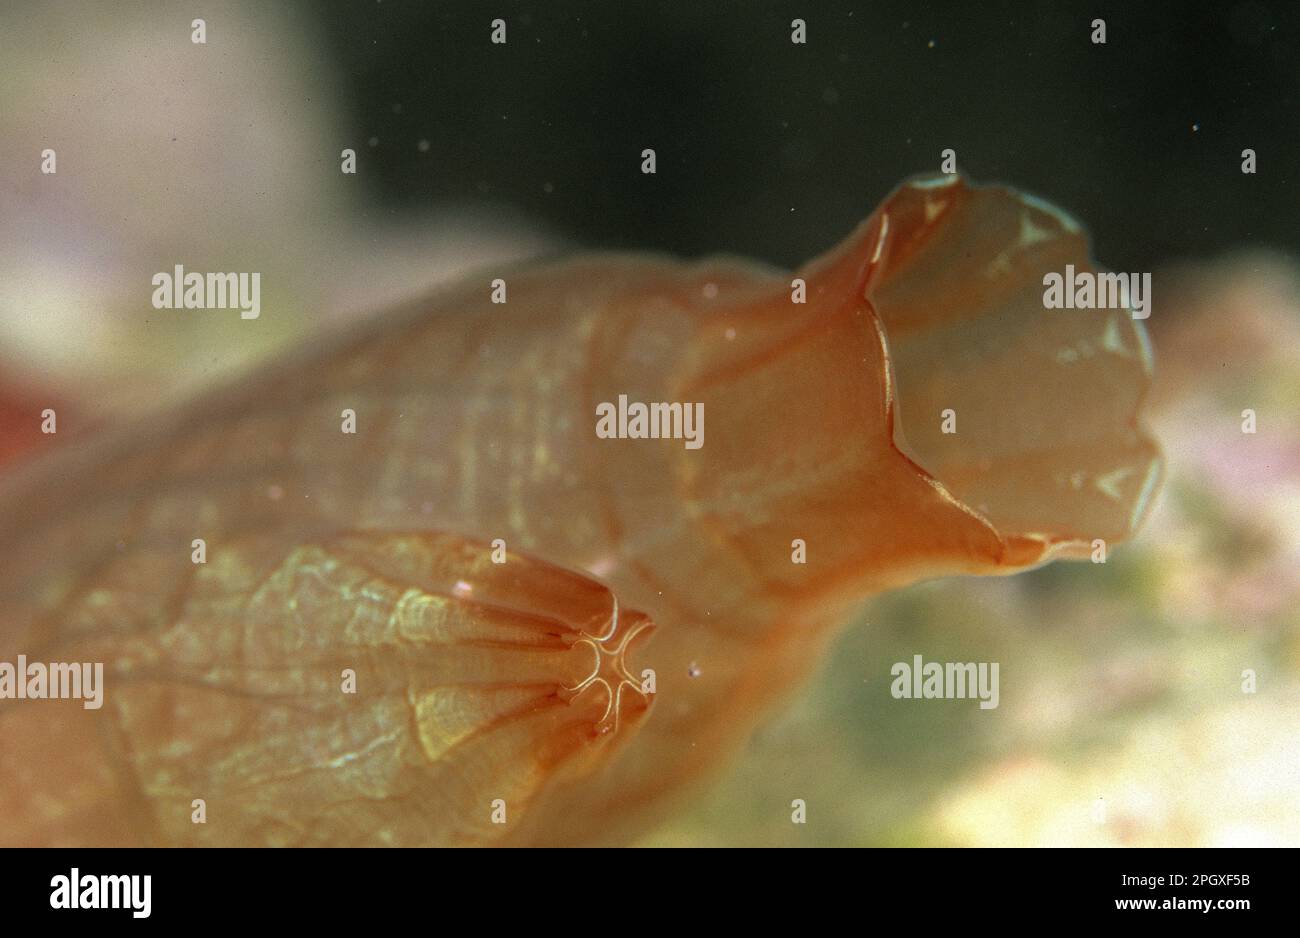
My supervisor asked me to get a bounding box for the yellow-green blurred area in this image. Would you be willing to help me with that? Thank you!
[643,255,1300,846]
[0,2,552,417]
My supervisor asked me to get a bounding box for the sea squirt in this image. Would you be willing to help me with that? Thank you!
[0,175,1159,846]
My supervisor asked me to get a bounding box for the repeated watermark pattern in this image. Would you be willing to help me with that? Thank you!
[0,7,1286,866]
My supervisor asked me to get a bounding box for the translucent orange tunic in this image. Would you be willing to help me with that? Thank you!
[0,176,1158,846]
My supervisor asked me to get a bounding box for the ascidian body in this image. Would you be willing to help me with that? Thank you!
[0,176,1158,846]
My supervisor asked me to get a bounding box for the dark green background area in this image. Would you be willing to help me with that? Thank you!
[308,0,1298,273]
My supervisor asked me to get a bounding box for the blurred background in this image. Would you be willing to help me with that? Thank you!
[1,0,1297,845]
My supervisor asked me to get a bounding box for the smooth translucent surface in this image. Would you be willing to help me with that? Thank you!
[0,176,1158,846]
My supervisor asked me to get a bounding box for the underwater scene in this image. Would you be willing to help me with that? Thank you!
[0,1,1296,859]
